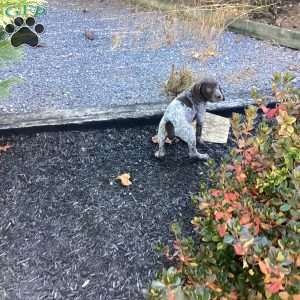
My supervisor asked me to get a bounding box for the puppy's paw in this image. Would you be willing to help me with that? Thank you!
[198,153,210,160]
[190,152,209,160]
[155,150,166,159]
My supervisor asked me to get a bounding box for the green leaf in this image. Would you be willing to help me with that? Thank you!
[283,72,296,83]
[151,280,166,290]
[276,218,287,225]
[273,72,281,82]
[280,203,291,212]
[250,87,258,99]
[0,77,22,97]
[173,286,186,300]
[223,234,234,245]
[217,242,224,250]
[276,251,285,262]
[254,236,269,248]
[0,40,23,67]
[170,223,182,237]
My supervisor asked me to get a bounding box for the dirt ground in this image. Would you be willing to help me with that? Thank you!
[123,0,300,31]
[48,0,300,31]
[251,0,300,30]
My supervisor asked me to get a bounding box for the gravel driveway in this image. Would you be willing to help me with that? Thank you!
[1,0,300,114]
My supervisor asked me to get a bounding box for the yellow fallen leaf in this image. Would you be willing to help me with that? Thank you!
[199,202,210,210]
[116,173,132,187]
[207,282,222,292]
[243,238,254,250]
[151,135,159,144]
[279,292,289,300]
[189,262,198,267]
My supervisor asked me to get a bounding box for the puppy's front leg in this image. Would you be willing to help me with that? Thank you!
[196,104,207,145]
[176,124,209,160]
[155,119,167,158]
[196,122,204,145]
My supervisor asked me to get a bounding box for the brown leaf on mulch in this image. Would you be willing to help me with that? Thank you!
[116,173,132,187]
[0,144,12,153]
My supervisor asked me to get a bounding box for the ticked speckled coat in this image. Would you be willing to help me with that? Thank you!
[155,78,225,160]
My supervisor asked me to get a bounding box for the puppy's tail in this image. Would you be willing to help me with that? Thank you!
[165,121,175,140]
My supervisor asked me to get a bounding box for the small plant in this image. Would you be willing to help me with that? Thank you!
[164,64,194,96]
[147,73,300,300]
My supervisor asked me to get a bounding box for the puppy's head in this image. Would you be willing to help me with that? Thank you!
[191,78,225,103]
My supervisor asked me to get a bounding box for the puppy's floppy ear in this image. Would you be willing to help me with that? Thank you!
[191,82,203,102]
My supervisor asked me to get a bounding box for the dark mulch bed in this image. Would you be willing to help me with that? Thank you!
[0,122,231,300]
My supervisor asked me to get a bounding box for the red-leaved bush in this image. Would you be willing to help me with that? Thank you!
[147,73,300,300]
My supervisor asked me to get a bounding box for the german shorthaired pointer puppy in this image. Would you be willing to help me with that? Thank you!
[155,78,225,160]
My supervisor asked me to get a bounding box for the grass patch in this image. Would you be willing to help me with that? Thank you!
[125,0,268,59]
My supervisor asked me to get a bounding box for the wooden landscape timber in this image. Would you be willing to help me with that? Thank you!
[228,19,300,50]
[0,97,256,130]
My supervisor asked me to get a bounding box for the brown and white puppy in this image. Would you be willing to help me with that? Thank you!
[155,78,225,159]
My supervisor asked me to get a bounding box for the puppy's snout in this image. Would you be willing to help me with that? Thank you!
[215,90,225,101]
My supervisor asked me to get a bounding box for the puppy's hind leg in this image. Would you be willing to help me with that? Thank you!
[155,118,167,159]
[176,124,209,160]
[165,121,175,140]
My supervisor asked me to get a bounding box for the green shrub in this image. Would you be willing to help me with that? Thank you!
[0,38,23,97]
[147,73,300,300]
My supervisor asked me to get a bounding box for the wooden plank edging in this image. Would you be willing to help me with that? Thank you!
[0,98,255,130]
[228,19,300,50]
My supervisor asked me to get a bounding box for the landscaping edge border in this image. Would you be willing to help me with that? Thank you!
[228,19,300,50]
[0,98,255,130]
